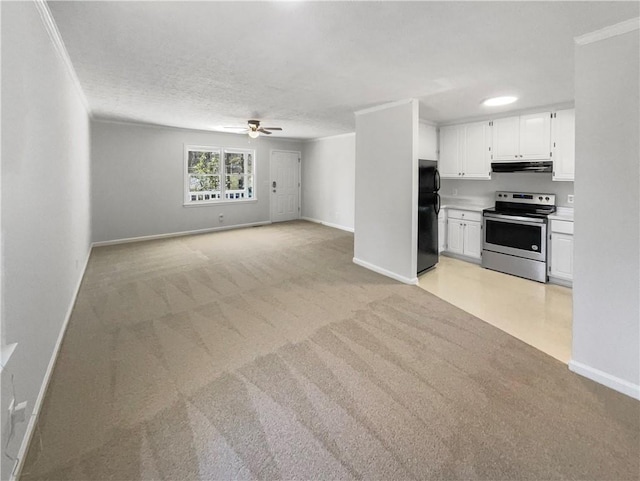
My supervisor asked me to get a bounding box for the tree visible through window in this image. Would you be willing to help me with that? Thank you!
[185,146,254,203]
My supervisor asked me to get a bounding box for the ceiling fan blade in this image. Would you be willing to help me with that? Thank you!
[223,127,249,132]
[262,127,282,131]
[257,128,272,135]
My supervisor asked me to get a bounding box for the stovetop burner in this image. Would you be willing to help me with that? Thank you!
[483,206,556,219]
[484,191,557,219]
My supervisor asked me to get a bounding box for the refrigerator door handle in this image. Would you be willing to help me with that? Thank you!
[435,193,441,215]
[435,169,441,192]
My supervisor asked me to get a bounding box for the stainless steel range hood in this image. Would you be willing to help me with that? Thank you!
[491,161,553,173]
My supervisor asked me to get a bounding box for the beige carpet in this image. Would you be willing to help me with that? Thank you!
[22,221,639,480]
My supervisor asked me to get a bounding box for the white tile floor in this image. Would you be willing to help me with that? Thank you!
[418,255,573,363]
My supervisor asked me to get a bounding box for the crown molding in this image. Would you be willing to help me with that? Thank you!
[419,119,437,127]
[575,17,639,46]
[354,98,416,116]
[306,132,355,143]
[33,0,92,118]
[92,117,304,142]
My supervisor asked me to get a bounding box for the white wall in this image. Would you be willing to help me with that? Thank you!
[571,26,639,398]
[354,100,418,284]
[1,2,92,479]
[442,174,574,207]
[91,121,303,243]
[301,134,355,231]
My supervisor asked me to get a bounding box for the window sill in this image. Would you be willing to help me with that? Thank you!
[183,199,258,208]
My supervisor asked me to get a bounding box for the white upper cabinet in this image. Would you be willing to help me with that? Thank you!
[418,122,438,160]
[463,121,492,179]
[519,112,552,160]
[439,122,491,179]
[492,112,551,161]
[492,116,520,160]
[551,109,575,181]
[439,125,461,178]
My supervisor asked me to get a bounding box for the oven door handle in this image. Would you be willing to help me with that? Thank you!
[483,213,546,225]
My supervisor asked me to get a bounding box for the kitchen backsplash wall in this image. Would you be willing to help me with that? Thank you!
[441,173,574,207]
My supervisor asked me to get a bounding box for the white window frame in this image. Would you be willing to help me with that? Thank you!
[184,145,256,206]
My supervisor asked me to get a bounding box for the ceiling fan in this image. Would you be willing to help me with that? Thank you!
[225,120,283,138]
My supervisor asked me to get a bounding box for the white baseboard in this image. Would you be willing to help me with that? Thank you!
[568,360,640,400]
[549,276,573,288]
[11,246,93,481]
[92,221,272,247]
[352,257,418,285]
[441,251,481,265]
[300,216,354,233]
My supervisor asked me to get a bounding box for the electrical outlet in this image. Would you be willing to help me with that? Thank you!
[453,188,458,196]
[218,214,224,222]
[567,194,574,204]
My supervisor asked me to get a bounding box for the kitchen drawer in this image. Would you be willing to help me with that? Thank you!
[551,219,574,235]
[448,209,482,223]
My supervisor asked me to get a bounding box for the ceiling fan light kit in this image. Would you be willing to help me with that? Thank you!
[223,120,283,138]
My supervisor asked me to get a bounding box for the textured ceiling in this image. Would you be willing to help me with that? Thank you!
[49,1,639,139]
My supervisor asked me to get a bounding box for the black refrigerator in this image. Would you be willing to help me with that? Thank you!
[417,159,440,275]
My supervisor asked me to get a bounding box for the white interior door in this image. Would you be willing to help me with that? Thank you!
[270,150,300,223]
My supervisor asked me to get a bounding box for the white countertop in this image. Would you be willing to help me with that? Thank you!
[440,196,574,219]
[440,203,491,213]
[548,207,574,221]
[439,196,491,213]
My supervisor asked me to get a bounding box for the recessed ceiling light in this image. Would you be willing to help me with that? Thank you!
[483,96,518,107]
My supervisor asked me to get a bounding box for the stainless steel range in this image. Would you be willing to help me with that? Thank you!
[482,191,556,283]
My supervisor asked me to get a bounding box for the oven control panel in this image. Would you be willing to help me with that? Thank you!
[495,191,556,206]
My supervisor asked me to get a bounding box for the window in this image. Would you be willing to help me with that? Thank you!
[185,146,254,204]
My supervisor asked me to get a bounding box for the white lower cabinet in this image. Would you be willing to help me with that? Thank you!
[446,209,482,260]
[463,221,482,258]
[447,219,464,255]
[438,214,446,253]
[549,219,574,282]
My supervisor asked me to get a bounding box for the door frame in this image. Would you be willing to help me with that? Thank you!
[269,149,301,222]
